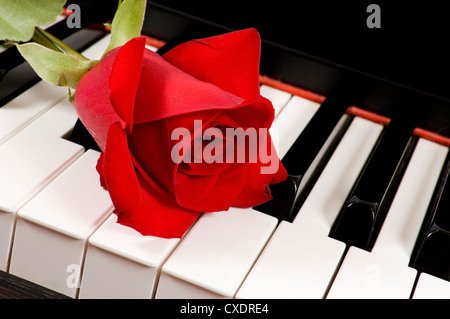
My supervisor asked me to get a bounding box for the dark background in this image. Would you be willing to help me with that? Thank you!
[142,0,450,101]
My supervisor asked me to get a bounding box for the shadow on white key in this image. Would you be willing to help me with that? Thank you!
[9,150,113,298]
[236,117,383,298]
[413,273,450,299]
[79,214,179,299]
[260,85,292,118]
[155,207,277,298]
[270,95,320,159]
[327,138,448,299]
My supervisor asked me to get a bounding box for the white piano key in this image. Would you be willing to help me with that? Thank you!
[0,100,83,211]
[79,214,179,299]
[413,273,450,299]
[327,138,448,299]
[0,100,84,271]
[145,44,158,52]
[236,117,383,298]
[9,150,113,297]
[0,81,67,144]
[260,85,292,117]
[81,33,111,60]
[155,207,277,298]
[269,95,320,159]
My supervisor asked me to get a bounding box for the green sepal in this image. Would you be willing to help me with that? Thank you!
[32,27,89,61]
[16,42,97,89]
[102,0,147,57]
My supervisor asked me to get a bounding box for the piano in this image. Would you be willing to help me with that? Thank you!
[0,0,449,299]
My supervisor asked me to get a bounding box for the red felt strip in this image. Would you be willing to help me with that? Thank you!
[413,128,450,147]
[63,8,73,16]
[259,75,326,104]
[145,36,165,49]
[346,106,390,125]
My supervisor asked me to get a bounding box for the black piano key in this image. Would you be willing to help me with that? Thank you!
[67,119,101,152]
[411,152,450,281]
[330,116,418,251]
[281,87,351,176]
[255,91,354,221]
[290,114,354,215]
[254,174,300,221]
[0,61,38,107]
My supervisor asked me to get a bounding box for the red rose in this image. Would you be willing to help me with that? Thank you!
[74,28,287,238]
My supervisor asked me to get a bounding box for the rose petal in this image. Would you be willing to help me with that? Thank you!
[101,121,200,238]
[74,48,121,150]
[128,119,176,194]
[179,161,231,177]
[162,28,261,100]
[223,95,275,129]
[133,49,245,124]
[109,37,146,133]
[174,163,246,212]
[231,160,287,207]
[232,131,288,207]
[96,152,107,189]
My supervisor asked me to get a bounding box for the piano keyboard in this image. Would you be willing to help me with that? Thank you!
[1,22,450,300]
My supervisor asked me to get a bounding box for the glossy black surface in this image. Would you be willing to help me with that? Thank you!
[411,153,450,281]
[254,174,300,221]
[330,117,419,250]
[145,1,449,99]
[0,270,69,299]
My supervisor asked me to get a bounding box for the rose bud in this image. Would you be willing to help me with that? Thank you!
[74,28,287,238]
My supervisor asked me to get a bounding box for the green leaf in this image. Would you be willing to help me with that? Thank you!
[32,27,89,61]
[0,0,66,42]
[16,42,97,89]
[103,0,146,57]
